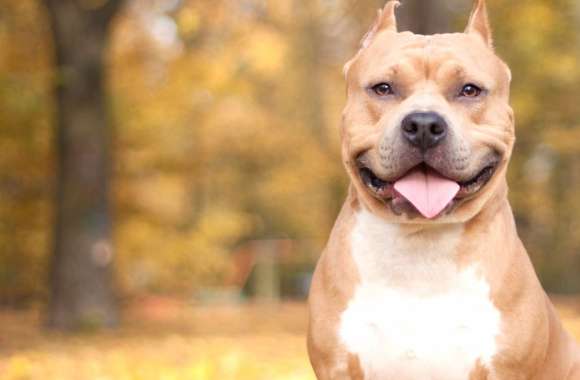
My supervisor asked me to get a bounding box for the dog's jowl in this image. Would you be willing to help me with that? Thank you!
[307,1,580,379]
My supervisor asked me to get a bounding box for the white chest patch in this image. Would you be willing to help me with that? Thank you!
[339,210,501,380]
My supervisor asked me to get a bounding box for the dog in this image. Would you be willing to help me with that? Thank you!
[307,1,580,379]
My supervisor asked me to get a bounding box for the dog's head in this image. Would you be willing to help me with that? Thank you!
[342,0,514,223]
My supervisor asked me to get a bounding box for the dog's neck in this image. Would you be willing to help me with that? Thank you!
[468,175,510,218]
[349,176,514,280]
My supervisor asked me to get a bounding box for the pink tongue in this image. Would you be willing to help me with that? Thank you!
[393,168,460,219]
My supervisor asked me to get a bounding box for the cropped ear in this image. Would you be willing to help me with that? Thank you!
[465,0,493,48]
[360,1,400,49]
[344,1,399,77]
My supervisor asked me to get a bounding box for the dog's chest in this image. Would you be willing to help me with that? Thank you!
[338,211,501,380]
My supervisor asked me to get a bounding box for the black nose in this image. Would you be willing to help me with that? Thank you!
[401,112,448,151]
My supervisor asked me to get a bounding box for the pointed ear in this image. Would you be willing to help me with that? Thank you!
[360,1,400,49]
[465,0,493,47]
[344,1,399,77]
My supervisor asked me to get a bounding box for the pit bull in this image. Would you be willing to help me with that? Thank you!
[307,1,580,379]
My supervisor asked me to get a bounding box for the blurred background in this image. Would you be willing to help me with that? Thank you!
[0,0,579,379]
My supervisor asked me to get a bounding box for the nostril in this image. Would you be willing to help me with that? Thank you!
[430,122,445,136]
[410,122,419,134]
[403,121,418,134]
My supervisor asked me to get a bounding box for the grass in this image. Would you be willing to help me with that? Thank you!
[1,297,580,380]
[0,299,314,380]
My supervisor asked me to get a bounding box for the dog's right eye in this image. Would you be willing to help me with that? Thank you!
[371,83,394,97]
[459,83,483,98]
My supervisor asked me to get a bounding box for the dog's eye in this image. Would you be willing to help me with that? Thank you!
[371,83,394,97]
[459,84,483,98]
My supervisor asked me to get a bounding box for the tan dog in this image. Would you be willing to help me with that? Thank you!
[307,1,580,379]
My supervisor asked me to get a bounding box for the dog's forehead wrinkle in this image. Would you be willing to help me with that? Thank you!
[355,31,503,76]
[365,33,499,71]
[436,60,466,75]
[362,52,493,93]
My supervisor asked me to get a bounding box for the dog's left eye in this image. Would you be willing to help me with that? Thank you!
[459,84,483,98]
[371,83,394,97]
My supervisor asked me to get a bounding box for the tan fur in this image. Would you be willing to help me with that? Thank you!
[468,360,489,380]
[308,191,360,379]
[465,0,493,48]
[348,353,365,380]
[308,1,580,378]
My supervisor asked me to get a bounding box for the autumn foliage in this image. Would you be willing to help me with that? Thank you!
[0,0,579,302]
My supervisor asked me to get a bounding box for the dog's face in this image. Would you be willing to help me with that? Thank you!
[342,0,515,223]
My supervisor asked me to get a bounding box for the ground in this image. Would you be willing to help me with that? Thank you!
[1,297,580,380]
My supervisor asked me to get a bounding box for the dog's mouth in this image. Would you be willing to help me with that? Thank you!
[357,160,498,219]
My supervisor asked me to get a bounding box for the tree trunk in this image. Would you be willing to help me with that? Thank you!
[292,0,327,147]
[44,0,123,330]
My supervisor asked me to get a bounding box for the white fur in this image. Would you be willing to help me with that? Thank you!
[339,209,501,379]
